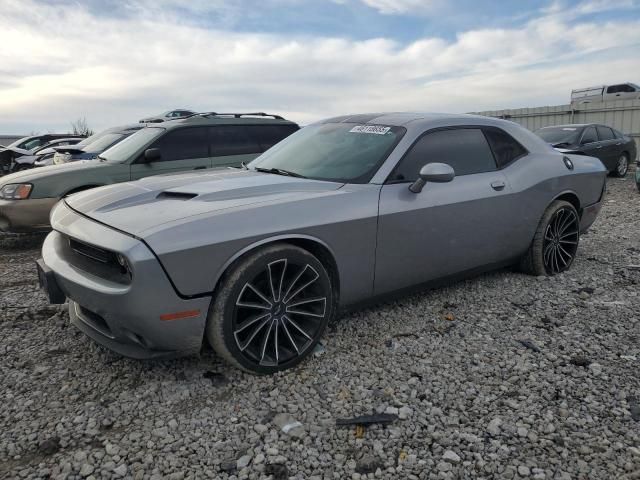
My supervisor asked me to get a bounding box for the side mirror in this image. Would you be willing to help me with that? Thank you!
[142,148,161,163]
[409,162,455,193]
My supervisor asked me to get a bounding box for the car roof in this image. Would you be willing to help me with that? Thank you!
[316,112,522,129]
[160,112,298,128]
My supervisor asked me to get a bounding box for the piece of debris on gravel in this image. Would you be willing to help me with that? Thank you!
[1,177,639,479]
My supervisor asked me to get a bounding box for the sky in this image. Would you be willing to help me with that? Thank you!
[0,0,639,134]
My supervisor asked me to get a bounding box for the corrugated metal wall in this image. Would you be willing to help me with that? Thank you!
[474,99,640,152]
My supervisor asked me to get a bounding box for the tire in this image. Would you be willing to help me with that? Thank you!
[518,200,580,276]
[206,243,335,374]
[611,153,629,177]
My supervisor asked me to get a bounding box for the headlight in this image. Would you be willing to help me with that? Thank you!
[0,183,33,200]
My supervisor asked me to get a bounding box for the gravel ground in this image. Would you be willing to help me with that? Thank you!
[1,176,639,480]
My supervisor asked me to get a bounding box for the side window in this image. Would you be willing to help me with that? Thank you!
[581,126,597,144]
[606,85,620,94]
[620,84,636,93]
[391,128,496,182]
[482,128,527,168]
[149,127,208,162]
[596,126,614,141]
[613,129,625,139]
[210,126,262,157]
[246,125,299,151]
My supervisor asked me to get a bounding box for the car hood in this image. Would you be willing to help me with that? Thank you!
[0,159,101,185]
[65,169,345,237]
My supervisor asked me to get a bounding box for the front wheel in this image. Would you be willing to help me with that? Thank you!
[206,243,334,374]
[612,153,629,177]
[519,200,580,276]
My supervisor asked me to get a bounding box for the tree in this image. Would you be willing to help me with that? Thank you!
[70,117,93,137]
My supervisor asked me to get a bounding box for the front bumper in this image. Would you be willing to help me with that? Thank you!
[0,197,58,233]
[40,201,211,359]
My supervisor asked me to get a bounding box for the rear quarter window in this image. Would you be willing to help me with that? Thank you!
[482,128,528,168]
[210,126,262,157]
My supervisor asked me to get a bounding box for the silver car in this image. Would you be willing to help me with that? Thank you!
[38,113,607,374]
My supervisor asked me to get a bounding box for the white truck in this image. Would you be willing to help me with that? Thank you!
[571,83,640,104]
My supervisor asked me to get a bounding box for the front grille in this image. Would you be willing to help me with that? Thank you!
[61,236,131,284]
[69,238,116,264]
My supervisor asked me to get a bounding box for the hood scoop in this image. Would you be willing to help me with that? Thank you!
[156,191,198,201]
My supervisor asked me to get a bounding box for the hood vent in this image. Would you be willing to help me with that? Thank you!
[156,191,198,201]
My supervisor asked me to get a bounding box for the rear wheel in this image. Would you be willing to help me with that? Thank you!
[519,200,580,276]
[206,244,334,374]
[612,153,629,177]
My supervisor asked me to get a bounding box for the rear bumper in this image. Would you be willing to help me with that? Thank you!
[0,197,57,233]
[40,203,211,359]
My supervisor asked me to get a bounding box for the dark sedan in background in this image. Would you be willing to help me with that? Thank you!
[536,124,637,177]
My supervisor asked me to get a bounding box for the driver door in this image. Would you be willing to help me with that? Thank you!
[130,127,211,180]
[374,127,516,295]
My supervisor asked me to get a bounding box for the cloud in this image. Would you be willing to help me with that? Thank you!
[356,0,440,15]
[0,0,639,133]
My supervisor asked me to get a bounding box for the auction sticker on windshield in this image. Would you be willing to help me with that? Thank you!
[349,125,391,135]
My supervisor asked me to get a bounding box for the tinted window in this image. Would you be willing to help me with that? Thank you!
[536,126,581,145]
[613,129,625,139]
[596,126,614,141]
[392,128,496,181]
[149,127,208,162]
[250,123,405,183]
[210,126,261,156]
[606,85,620,94]
[483,128,527,168]
[581,126,597,144]
[246,125,299,151]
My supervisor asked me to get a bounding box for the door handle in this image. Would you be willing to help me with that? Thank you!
[193,166,207,170]
[616,143,622,146]
[490,180,506,191]
[596,145,603,149]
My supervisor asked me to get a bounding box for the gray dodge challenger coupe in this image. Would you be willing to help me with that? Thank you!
[38,113,607,374]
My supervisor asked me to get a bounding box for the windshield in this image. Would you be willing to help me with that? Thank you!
[535,127,582,146]
[99,127,165,162]
[249,123,405,183]
[82,133,128,153]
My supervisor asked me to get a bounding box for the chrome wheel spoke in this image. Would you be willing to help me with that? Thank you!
[281,319,300,354]
[237,316,271,351]
[267,259,287,302]
[283,315,313,341]
[234,312,271,335]
[286,297,327,318]
[259,320,274,363]
[236,283,272,310]
[283,265,320,303]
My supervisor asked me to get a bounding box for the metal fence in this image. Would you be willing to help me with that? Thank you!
[474,99,640,152]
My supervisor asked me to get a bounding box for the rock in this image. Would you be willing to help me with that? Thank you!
[570,355,591,367]
[272,413,305,438]
[79,464,94,477]
[518,465,531,476]
[38,437,60,455]
[355,455,383,474]
[442,450,461,464]
[236,455,252,469]
[398,406,413,419]
[265,464,289,480]
[487,418,502,436]
[589,363,603,375]
[113,464,127,477]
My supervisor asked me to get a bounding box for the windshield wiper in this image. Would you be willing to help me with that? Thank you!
[254,167,306,178]
[97,155,107,162]
[552,142,570,148]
